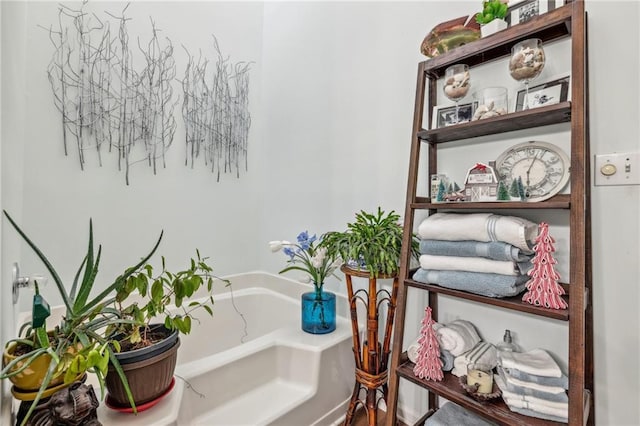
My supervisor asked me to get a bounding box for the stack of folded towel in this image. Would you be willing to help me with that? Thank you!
[425,402,497,426]
[496,349,569,423]
[412,213,537,298]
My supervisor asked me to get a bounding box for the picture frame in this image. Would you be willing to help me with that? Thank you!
[515,76,569,111]
[432,102,478,128]
[507,0,557,26]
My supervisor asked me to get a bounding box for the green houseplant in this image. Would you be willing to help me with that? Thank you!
[0,210,162,425]
[1,211,227,423]
[102,251,229,407]
[475,0,509,37]
[321,208,419,278]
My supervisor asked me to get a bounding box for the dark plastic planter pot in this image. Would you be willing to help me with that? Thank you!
[105,325,180,407]
[112,324,179,365]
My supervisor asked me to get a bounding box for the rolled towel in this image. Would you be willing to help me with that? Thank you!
[440,349,455,372]
[420,254,525,276]
[497,366,568,402]
[435,320,481,357]
[420,239,534,262]
[499,348,563,378]
[407,338,454,372]
[418,213,538,253]
[425,402,497,426]
[495,375,568,421]
[451,341,498,377]
[412,268,530,298]
[407,340,420,363]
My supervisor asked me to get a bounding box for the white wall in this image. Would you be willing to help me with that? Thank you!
[1,1,639,426]
[1,1,265,312]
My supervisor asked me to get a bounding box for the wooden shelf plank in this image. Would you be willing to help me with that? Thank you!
[417,102,571,144]
[421,5,573,76]
[405,279,569,321]
[396,364,567,426]
[413,194,571,210]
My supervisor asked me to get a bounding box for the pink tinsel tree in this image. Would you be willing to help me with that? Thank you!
[413,306,443,381]
[522,222,568,309]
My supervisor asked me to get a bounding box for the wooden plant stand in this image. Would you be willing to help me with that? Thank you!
[341,265,399,426]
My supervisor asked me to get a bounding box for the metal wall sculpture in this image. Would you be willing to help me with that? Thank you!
[182,38,252,182]
[44,2,251,185]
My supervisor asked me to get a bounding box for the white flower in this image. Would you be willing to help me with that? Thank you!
[268,240,291,252]
[311,247,327,268]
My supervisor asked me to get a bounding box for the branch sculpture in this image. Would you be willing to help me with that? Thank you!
[182,37,252,182]
[44,3,177,185]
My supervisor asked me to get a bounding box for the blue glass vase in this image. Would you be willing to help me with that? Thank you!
[301,287,336,334]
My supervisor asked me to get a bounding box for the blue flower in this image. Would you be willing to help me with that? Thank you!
[297,231,317,251]
[283,247,296,259]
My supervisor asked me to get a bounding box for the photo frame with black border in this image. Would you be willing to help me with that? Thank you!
[507,0,556,26]
[432,102,478,128]
[515,76,569,111]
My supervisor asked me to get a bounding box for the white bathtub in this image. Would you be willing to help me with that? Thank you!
[94,271,355,426]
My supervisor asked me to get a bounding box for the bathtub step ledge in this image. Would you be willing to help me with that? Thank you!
[189,378,314,426]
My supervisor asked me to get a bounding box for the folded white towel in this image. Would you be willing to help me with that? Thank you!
[496,375,568,420]
[435,320,481,357]
[419,254,520,276]
[451,341,498,377]
[418,213,538,253]
[499,349,562,378]
[499,366,566,394]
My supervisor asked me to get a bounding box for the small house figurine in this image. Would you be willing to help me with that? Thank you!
[463,163,499,201]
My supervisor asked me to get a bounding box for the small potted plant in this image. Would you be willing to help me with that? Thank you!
[320,207,420,278]
[102,251,227,409]
[269,231,342,334]
[475,0,509,37]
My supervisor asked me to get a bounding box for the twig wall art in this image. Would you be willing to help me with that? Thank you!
[182,38,252,182]
[43,2,251,185]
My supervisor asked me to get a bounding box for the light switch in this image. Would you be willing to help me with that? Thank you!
[594,152,640,186]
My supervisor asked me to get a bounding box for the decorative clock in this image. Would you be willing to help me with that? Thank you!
[495,141,570,202]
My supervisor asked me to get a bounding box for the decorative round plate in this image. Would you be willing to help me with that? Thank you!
[105,377,175,413]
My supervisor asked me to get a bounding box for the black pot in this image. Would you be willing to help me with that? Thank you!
[112,324,179,365]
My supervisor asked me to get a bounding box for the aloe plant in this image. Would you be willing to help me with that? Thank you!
[321,207,419,277]
[1,210,162,424]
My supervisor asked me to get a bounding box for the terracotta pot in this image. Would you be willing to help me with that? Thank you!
[105,328,180,407]
[3,341,65,392]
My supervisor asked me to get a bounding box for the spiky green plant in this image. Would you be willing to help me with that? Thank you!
[320,208,419,277]
[1,210,162,425]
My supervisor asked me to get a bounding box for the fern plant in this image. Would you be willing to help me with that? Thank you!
[321,208,419,277]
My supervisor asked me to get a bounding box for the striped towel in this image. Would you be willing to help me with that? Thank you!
[451,341,498,377]
[418,213,538,253]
